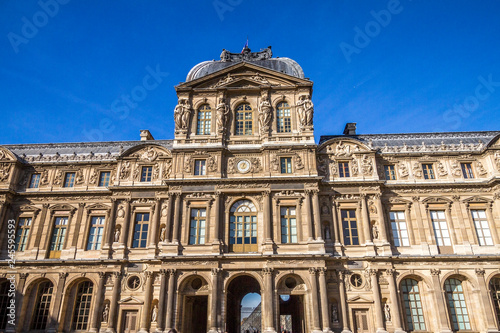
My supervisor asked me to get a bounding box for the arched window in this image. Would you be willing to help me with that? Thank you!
[196,104,211,135]
[235,104,253,135]
[276,102,291,133]
[229,200,257,252]
[444,278,471,331]
[401,278,426,331]
[490,277,500,326]
[72,280,94,330]
[0,280,9,329]
[31,281,54,330]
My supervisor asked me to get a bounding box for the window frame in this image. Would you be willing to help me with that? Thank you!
[384,165,397,180]
[229,200,258,252]
[132,212,149,248]
[140,166,153,182]
[280,157,292,174]
[276,101,291,133]
[400,278,427,331]
[98,171,111,187]
[430,210,452,247]
[461,163,474,179]
[86,215,105,251]
[28,173,41,188]
[338,161,350,178]
[189,208,207,245]
[71,281,93,331]
[194,159,207,176]
[31,281,54,330]
[341,209,359,246]
[389,211,410,247]
[48,216,69,259]
[15,216,32,252]
[470,209,493,246]
[422,164,435,180]
[196,104,212,135]
[63,172,76,188]
[444,278,471,331]
[280,206,298,244]
[235,103,253,136]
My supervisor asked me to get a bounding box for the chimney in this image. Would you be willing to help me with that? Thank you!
[140,130,155,141]
[343,123,357,136]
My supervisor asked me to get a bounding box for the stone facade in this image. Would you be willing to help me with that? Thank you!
[1,46,500,333]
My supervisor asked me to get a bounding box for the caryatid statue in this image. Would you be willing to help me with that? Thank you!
[174,99,192,132]
[216,98,230,133]
[296,95,314,129]
[258,92,272,134]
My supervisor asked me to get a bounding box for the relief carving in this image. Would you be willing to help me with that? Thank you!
[361,155,373,175]
[398,162,409,178]
[412,162,423,178]
[476,161,488,176]
[174,98,192,132]
[207,156,217,172]
[450,161,462,177]
[437,162,448,177]
[296,95,314,129]
[163,160,172,179]
[120,161,131,180]
[0,163,12,182]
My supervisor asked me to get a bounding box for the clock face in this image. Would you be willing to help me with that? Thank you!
[237,159,251,173]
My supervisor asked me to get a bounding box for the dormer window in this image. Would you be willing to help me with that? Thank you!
[196,104,211,135]
[338,162,350,178]
[235,103,253,135]
[141,166,153,182]
[422,164,435,179]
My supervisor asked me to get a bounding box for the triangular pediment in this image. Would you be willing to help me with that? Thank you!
[347,295,373,303]
[177,62,312,90]
[86,203,111,211]
[118,296,143,305]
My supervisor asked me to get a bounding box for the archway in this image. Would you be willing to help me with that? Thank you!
[277,275,307,333]
[179,275,209,333]
[227,275,261,333]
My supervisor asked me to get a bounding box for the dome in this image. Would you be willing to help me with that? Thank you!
[186,46,305,82]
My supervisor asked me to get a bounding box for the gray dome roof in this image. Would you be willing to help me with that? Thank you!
[186,47,305,82]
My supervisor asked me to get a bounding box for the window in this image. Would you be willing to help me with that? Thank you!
[0,281,9,329]
[196,104,211,135]
[194,159,206,176]
[98,171,110,187]
[235,103,253,135]
[491,277,500,326]
[401,279,426,331]
[430,210,451,246]
[276,102,291,133]
[229,200,257,252]
[31,281,54,330]
[15,217,32,251]
[338,162,350,178]
[390,211,410,247]
[72,281,93,330]
[384,165,396,180]
[471,209,493,246]
[132,213,149,248]
[64,172,75,187]
[341,209,359,245]
[280,157,292,174]
[189,208,206,245]
[422,164,435,179]
[461,163,474,179]
[141,166,152,182]
[445,278,471,331]
[49,217,68,258]
[280,207,297,243]
[29,173,40,188]
[86,216,105,250]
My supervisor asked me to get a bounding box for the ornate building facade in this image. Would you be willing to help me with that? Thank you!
[1,46,500,333]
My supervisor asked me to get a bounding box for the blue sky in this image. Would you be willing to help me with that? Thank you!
[1,0,500,145]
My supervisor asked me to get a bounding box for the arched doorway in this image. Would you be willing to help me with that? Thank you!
[226,275,261,333]
[277,275,306,333]
[229,200,258,253]
[179,275,209,333]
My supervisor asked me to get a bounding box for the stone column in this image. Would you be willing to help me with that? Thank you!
[262,268,276,333]
[404,203,416,245]
[361,194,373,244]
[338,272,351,333]
[120,200,131,246]
[312,190,323,241]
[212,192,221,244]
[445,203,458,245]
[148,199,161,248]
[102,199,117,252]
[46,272,68,333]
[107,272,123,333]
[139,272,154,333]
[264,191,272,242]
[209,268,220,333]
[164,194,174,243]
[385,269,405,333]
[90,272,106,332]
[304,190,313,241]
[374,194,388,243]
[309,268,322,332]
[368,269,386,333]
[165,269,177,331]
[332,201,341,245]
[475,268,498,331]
[172,194,181,244]
[430,269,452,333]
[318,268,332,332]
[157,270,168,331]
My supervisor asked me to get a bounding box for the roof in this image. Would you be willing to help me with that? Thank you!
[186,46,305,81]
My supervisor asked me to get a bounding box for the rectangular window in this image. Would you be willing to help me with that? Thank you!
[64,172,75,187]
[86,216,105,250]
[132,213,149,248]
[280,207,297,243]
[49,217,68,258]
[471,209,493,246]
[280,157,292,174]
[189,208,206,245]
[422,164,435,179]
[196,108,211,135]
[194,159,206,176]
[430,210,451,246]
[276,102,291,133]
[98,171,110,187]
[384,165,396,180]
[341,209,359,245]
[141,166,152,182]
[390,211,410,247]
[29,173,40,188]
[461,163,474,179]
[338,162,350,178]
[15,217,32,251]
